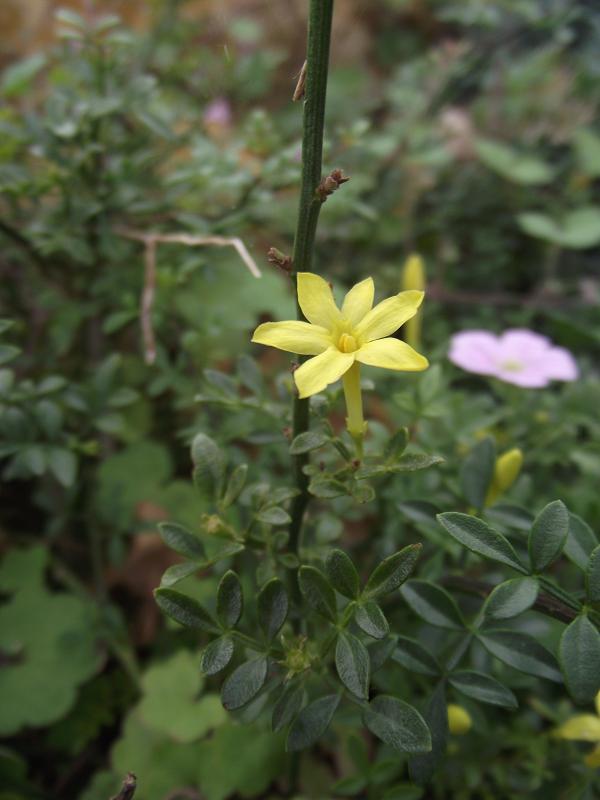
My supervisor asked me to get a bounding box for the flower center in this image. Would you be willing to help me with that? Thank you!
[499,359,523,372]
[338,332,358,353]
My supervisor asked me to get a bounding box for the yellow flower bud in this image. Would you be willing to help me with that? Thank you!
[402,254,425,350]
[485,448,523,507]
[447,704,472,735]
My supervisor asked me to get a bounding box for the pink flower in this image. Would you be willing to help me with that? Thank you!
[448,329,578,388]
[203,98,232,127]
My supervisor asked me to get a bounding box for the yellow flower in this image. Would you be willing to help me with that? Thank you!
[485,448,523,507]
[447,704,472,735]
[554,690,600,768]
[251,273,428,438]
[401,254,425,350]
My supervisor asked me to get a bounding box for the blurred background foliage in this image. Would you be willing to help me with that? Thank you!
[0,0,599,798]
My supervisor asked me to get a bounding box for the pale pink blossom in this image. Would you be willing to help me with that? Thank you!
[203,98,232,127]
[448,329,578,387]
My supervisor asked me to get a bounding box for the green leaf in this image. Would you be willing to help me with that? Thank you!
[483,577,539,620]
[400,580,465,630]
[363,696,431,754]
[256,506,291,526]
[272,683,304,732]
[47,448,77,488]
[409,682,447,784]
[298,566,337,622]
[448,670,517,709]
[200,636,235,676]
[364,544,422,599]
[368,636,397,673]
[479,630,562,682]
[476,138,554,185]
[392,636,441,677]
[216,571,243,629]
[529,500,569,572]
[154,589,218,633]
[221,657,268,711]
[158,523,206,561]
[191,433,225,499]
[518,207,600,249]
[0,345,20,366]
[286,694,340,752]
[335,632,370,699]
[258,578,288,640]
[237,354,264,395]
[574,127,600,177]
[289,430,330,454]
[160,562,199,588]
[221,464,248,508]
[437,513,525,572]
[586,545,600,604]
[325,549,360,599]
[460,437,495,510]
[384,428,409,461]
[355,601,389,640]
[559,615,600,705]
[564,513,598,570]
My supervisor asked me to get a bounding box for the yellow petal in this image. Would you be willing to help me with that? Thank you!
[294,348,355,398]
[595,690,600,717]
[297,272,343,329]
[252,321,331,355]
[584,743,600,768]
[554,715,600,742]
[341,277,374,326]
[355,290,424,342]
[356,337,429,372]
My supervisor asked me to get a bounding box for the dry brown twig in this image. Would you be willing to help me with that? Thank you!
[110,773,137,800]
[117,228,261,365]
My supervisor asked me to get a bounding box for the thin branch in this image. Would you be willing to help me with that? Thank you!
[117,228,261,365]
[110,773,136,800]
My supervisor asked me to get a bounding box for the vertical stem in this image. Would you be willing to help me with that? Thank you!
[288,0,335,559]
[342,362,365,457]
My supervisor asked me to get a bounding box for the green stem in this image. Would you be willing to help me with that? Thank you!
[288,0,335,566]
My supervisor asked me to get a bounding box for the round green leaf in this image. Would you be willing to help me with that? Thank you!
[221,657,268,711]
[154,588,218,633]
[437,513,525,572]
[529,500,569,572]
[363,695,431,754]
[216,571,243,629]
[286,694,340,752]
[158,523,206,561]
[201,636,235,676]
[257,578,288,640]
[559,615,600,705]
[325,549,360,599]
[298,566,337,622]
[483,577,539,620]
[364,544,422,599]
[354,601,389,640]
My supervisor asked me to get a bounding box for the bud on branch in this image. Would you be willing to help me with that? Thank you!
[316,169,350,202]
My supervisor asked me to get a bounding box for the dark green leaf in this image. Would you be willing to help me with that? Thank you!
[384,428,409,461]
[355,601,389,640]
[564,513,598,570]
[368,636,397,673]
[479,630,562,682]
[400,580,465,630]
[325,549,360,599]
[286,694,340,752]
[221,657,268,710]
[47,448,76,488]
[256,506,291,526]
[158,523,206,561]
[298,566,337,622]
[559,615,600,704]
[272,683,304,732]
[191,433,225,499]
[335,632,370,699]
[529,500,569,572]
[258,578,288,640]
[237,354,264,395]
[364,544,422,599]
[460,437,496,510]
[363,695,431,753]
[221,464,248,508]
[586,546,600,604]
[216,571,243,628]
[154,589,218,633]
[200,636,234,676]
[437,513,525,572]
[448,670,517,709]
[160,561,199,588]
[409,682,447,784]
[289,430,330,454]
[392,636,441,677]
[483,577,539,620]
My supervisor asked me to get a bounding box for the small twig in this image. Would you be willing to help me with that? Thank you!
[117,228,261,364]
[293,60,307,102]
[316,168,350,202]
[110,773,136,800]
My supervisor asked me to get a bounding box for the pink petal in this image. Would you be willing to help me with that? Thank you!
[494,367,550,388]
[448,331,501,375]
[542,347,579,381]
[498,329,551,361]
